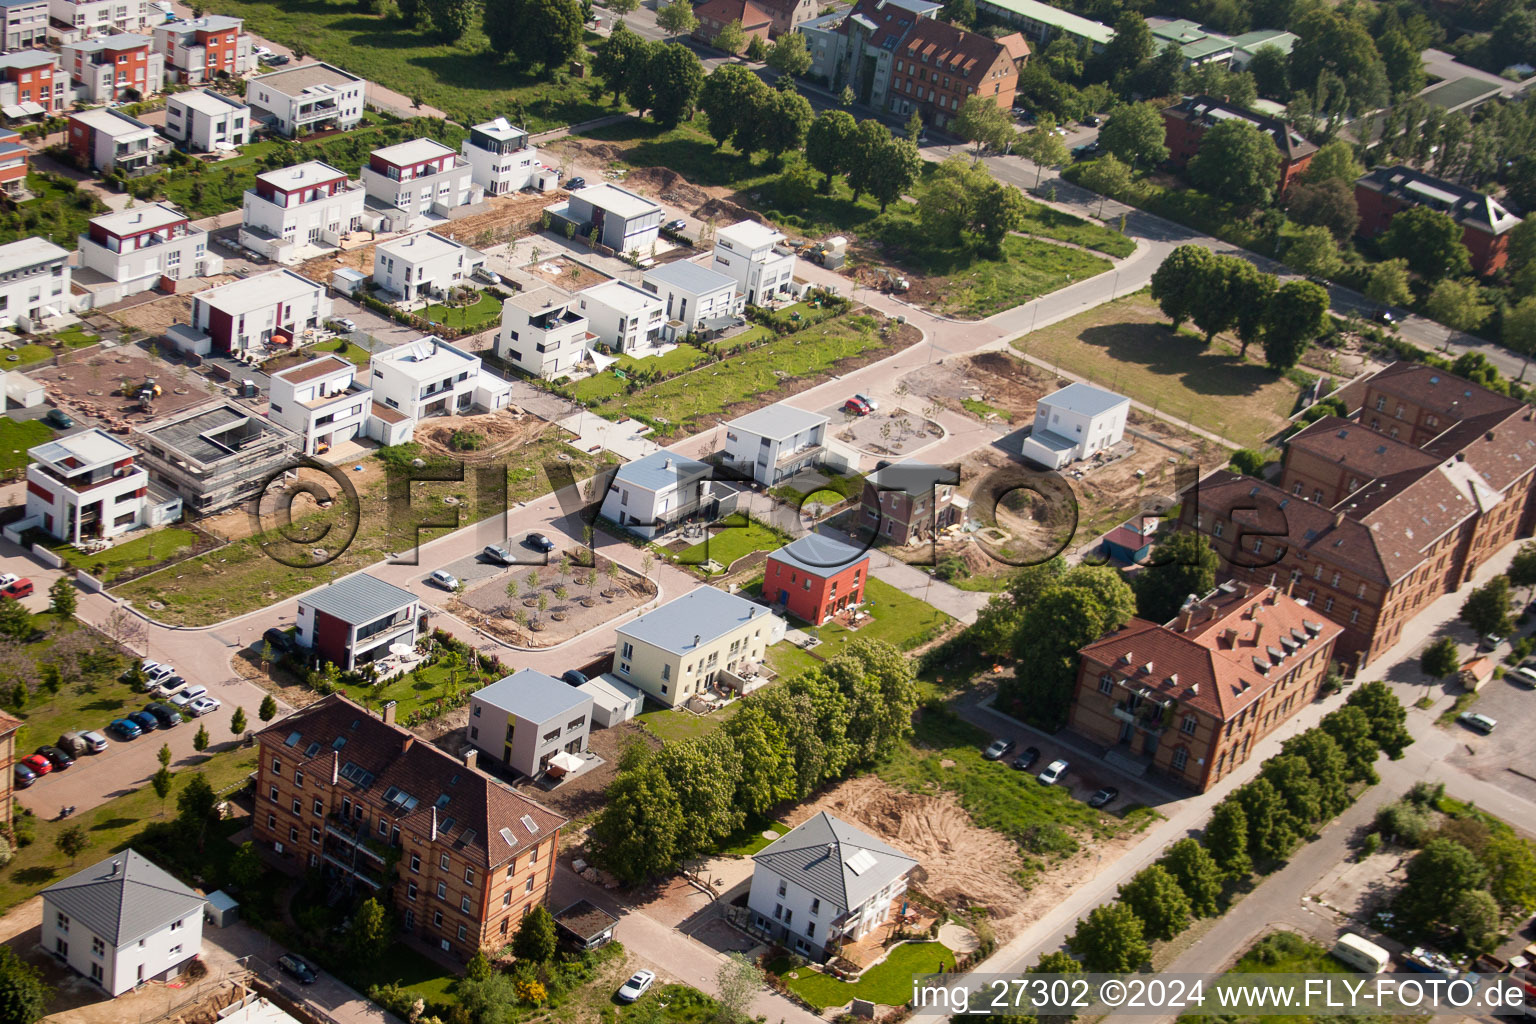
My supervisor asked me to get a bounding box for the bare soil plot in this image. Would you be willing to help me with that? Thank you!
[108,273,240,334]
[1309,849,1410,927]
[412,408,549,463]
[33,349,220,428]
[907,351,1054,423]
[835,410,944,457]
[449,555,656,648]
[523,254,610,290]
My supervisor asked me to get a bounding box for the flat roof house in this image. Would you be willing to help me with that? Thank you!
[62,32,164,104]
[372,231,483,303]
[599,449,733,539]
[0,50,65,119]
[614,587,777,707]
[549,183,663,257]
[0,237,71,329]
[460,117,543,197]
[295,572,421,671]
[0,0,48,53]
[246,61,365,137]
[747,811,917,961]
[153,14,251,84]
[360,137,480,233]
[640,259,741,339]
[134,400,298,513]
[1354,164,1523,276]
[25,427,151,544]
[577,279,666,357]
[0,128,24,197]
[469,669,594,778]
[859,461,966,546]
[712,220,797,306]
[67,106,167,173]
[174,268,331,356]
[269,354,373,456]
[764,532,870,625]
[1020,381,1129,470]
[720,402,829,485]
[50,0,151,41]
[163,88,248,153]
[496,286,592,380]
[369,334,512,424]
[240,160,365,265]
[974,0,1112,50]
[41,850,206,996]
[1147,17,1234,67]
[76,202,221,308]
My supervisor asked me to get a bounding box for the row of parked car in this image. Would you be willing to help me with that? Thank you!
[841,393,881,416]
[982,737,1119,807]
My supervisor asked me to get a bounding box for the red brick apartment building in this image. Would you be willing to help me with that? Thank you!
[0,50,65,117]
[1355,165,1523,276]
[859,462,967,546]
[1070,582,1340,792]
[888,16,1020,127]
[1161,95,1317,198]
[253,695,567,960]
[0,131,27,197]
[764,532,871,625]
[1179,362,1536,669]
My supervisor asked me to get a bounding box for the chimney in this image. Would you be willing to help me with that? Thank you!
[749,606,757,618]
[1334,511,1346,528]
[381,699,397,725]
[431,805,439,842]
[693,633,701,647]
[110,859,120,876]
[463,748,478,770]
[332,748,340,785]
[664,457,672,470]
[1286,575,1295,598]
[401,734,414,754]
[1253,622,1264,646]
[1177,607,1194,631]
[1221,627,1238,647]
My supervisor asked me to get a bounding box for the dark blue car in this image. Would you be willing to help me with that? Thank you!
[108,717,143,740]
[128,711,159,733]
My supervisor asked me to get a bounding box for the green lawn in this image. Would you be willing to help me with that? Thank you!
[8,616,134,750]
[358,658,498,726]
[768,577,953,676]
[2,343,53,367]
[311,336,373,365]
[568,345,712,404]
[0,173,108,249]
[51,326,100,349]
[716,818,790,856]
[960,397,1012,422]
[52,528,202,583]
[420,292,503,333]
[922,233,1111,320]
[203,0,618,131]
[0,417,54,474]
[1016,197,1136,258]
[672,514,788,573]
[635,699,741,745]
[1012,292,1301,447]
[773,942,955,1009]
[1178,932,1349,1024]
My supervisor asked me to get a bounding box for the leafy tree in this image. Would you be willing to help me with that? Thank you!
[1261,754,1325,828]
[973,180,1029,256]
[346,897,391,960]
[458,973,519,1024]
[623,39,661,115]
[1068,903,1150,972]
[1077,154,1132,214]
[1229,449,1266,476]
[776,160,817,209]
[230,706,247,737]
[868,135,923,214]
[465,950,493,983]
[1362,258,1413,308]
[151,767,173,815]
[700,64,762,149]
[1424,278,1492,334]
[607,0,639,15]
[589,758,685,883]
[1281,731,1352,819]
[1247,44,1289,99]
[1099,11,1152,77]
[1189,254,1248,344]
[1460,575,1512,638]
[1301,140,1364,187]
[1509,219,1536,298]
[805,110,857,191]
[494,0,582,72]
[648,44,705,128]
[55,824,88,865]
[1399,838,1489,931]
[904,108,924,146]
[1159,839,1223,917]
[1133,532,1218,623]
[1018,115,1068,188]
[716,953,764,1024]
[228,841,263,889]
[1262,279,1329,370]
[712,18,746,54]
[1509,542,1536,595]
[1379,29,1425,97]
[744,34,768,61]
[194,724,209,752]
[1383,206,1471,280]
[1504,297,1536,382]
[259,694,278,722]
[0,600,31,641]
[1484,830,1536,917]
[1343,680,1412,759]
[1286,179,1358,241]
[941,0,975,27]
[1288,8,1387,115]
[723,701,793,816]
[1189,119,1281,209]
[846,117,896,203]
[767,32,812,78]
[1005,565,1135,730]
[0,945,51,1024]
[655,0,698,39]
[1150,244,1214,332]
[1098,102,1167,168]
[1449,888,1502,952]
[762,88,814,163]
[1229,260,1278,356]
[1204,800,1252,878]
[594,25,647,104]
[423,0,474,39]
[1320,706,1380,785]
[48,576,75,618]
[952,95,1014,162]
[919,156,983,245]
[1235,777,1299,863]
[839,84,856,107]
[1118,864,1192,941]
[1420,636,1461,679]
[513,904,558,962]
[655,732,743,858]
[1281,225,1341,279]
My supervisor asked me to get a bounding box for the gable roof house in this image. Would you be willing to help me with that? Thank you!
[754,0,819,36]
[692,0,773,51]
[748,811,918,961]
[1161,95,1318,197]
[1354,164,1523,276]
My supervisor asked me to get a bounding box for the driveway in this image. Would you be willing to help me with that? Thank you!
[202,921,404,1024]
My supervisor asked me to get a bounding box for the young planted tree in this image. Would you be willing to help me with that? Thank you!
[655,0,698,40]
[152,766,173,816]
[55,825,88,866]
[158,743,172,768]
[194,724,210,752]
[1460,576,1512,638]
[513,904,558,962]
[258,694,278,723]
[230,706,247,737]
[47,577,75,618]
[1117,864,1192,941]
[1067,902,1150,972]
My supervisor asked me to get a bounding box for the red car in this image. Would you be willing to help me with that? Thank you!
[19,754,52,776]
[842,397,870,416]
[0,578,33,600]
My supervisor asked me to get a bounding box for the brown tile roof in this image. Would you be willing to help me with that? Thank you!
[836,0,924,46]
[370,401,409,424]
[0,710,19,736]
[1288,415,1441,486]
[995,31,1030,61]
[273,355,352,385]
[1080,583,1340,722]
[900,16,1009,77]
[695,0,773,28]
[752,0,807,15]
[260,693,566,870]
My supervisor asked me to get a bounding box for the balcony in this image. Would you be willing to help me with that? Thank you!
[295,101,340,124]
[1112,700,1166,734]
[300,380,370,410]
[775,443,824,468]
[320,847,386,889]
[324,815,388,863]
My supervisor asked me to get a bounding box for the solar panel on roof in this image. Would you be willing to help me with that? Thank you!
[845,848,878,875]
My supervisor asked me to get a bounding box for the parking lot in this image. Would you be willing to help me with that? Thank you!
[1444,667,1536,805]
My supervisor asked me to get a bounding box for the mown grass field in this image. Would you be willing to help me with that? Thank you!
[52,528,202,583]
[0,418,54,474]
[421,292,503,332]
[766,578,954,676]
[771,943,956,1008]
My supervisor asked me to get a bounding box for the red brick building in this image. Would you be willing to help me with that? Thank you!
[0,131,27,197]
[764,532,870,625]
[692,0,773,52]
[888,16,1021,127]
[1180,362,1536,669]
[1070,582,1341,792]
[1354,165,1523,276]
[253,694,567,960]
[0,50,65,118]
[1160,95,1317,198]
[860,462,967,547]
[753,0,818,37]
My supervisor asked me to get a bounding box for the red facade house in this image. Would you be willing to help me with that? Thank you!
[692,0,773,52]
[764,532,870,625]
[1161,95,1317,198]
[1354,164,1523,276]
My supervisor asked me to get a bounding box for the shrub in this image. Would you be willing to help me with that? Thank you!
[1374,799,1435,846]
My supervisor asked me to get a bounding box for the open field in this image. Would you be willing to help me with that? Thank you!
[0,418,54,474]
[1012,293,1305,447]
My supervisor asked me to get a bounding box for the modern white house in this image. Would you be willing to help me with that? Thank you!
[1019,380,1130,469]
[268,354,373,455]
[600,450,712,539]
[0,237,71,329]
[548,183,662,255]
[460,117,546,196]
[720,403,829,485]
[748,811,917,961]
[61,32,164,104]
[372,231,483,303]
[24,428,158,544]
[171,268,330,356]
[239,160,364,264]
[153,15,252,84]
[66,106,167,173]
[40,850,207,997]
[496,285,592,380]
[368,334,512,425]
[76,203,220,307]
[295,572,421,671]
[712,220,797,306]
[576,674,644,728]
[613,587,778,707]
[0,0,49,53]
[49,0,151,40]
[576,279,665,356]
[640,259,740,339]
[360,137,479,233]
[245,61,365,137]
[468,669,593,777]
[162,88,248,152]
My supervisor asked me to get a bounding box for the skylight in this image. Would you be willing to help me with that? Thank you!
[845,849,878,875]
[521,814,540,834]
[285,731,301,747]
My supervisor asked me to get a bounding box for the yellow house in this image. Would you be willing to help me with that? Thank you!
[613,587,777,707]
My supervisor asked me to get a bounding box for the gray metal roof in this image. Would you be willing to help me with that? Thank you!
[863,461,957,496]
[475,668,592,723]
[614,450,710,493]
[724,402,829,440]
[616,586,767,653]
[643,259,736,296]
[768,532,870,577]
[1039,381,1129,419]
[753,811,916,915]
[299,572,417,625]
[41,850,206,946]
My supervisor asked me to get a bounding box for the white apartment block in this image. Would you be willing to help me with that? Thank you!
[239,160,364,264]
[0,0,49,52]
[61,33,163,104]
[1019,381,1130,470]
[163,89,247,152]
[368,335,512,424]
[24,428,149,543]
[577,279,665,357]
[153,15,251,84]
[245,62,365,137]
[67,106,166,172]
[0,237,70,329]
[713,220,797,305]
[640,259,741,338]
[180,268,331,356]
[496,285,591,380]
[460,117,542,196]
[76,202,220,307]
[49,0,150,40]
[360,137,479,233]
[372,230,482,302]
[268,355,373,456]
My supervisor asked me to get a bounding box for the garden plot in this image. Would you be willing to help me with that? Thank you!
[835,409,945,458]
[107,274,239,335]
[524,255,609,290]
[449,555,655,648]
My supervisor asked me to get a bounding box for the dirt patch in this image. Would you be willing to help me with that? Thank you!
[412,408,549,463]
[907,352,1056,424]
[109,274,240,334]
[449,556,656,648]
[625,166,711,209]
[696,196,759,225]
[32,348,221,429]
[231,649,325,710]
[524,254,611,290]
[836,411,945,457]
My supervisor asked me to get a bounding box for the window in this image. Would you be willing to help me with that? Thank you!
[269,785,279,802]
[465,867,475,884]
[777,880,787,897]
[810,898,820,915]
[457,924,468,942]
[410,853,421,873]
[503,891,512,908]
[55,912,68,933]
[271,758,282,775]
[1213,520,1224,538]
[525,876,535,893]
[292,798,301,814]
[1252,537,1264,554]
[1350,608,1360,624]
[1181,716,1197,735]
[440,854,451,870]
[436,882,447,900]
[408,882,418,901]
[1098,674,1113,695]
[461,896,472,913]
[294,770,304,788]
[433,911,444,928]
[289,827,298,842]
[773,904,783,920]
[267,813,276,830]
[313,798,323,816]
[1324,597,1334,612]
[1171,747,1188,770]
[91,937,105,957]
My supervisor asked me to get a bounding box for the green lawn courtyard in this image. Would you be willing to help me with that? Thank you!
[768,577,953,676]
[671,515,789,574]
[421,292,503,333]
[52,528,203,583]
[771,942,955,1009]
[567,345,711,404]
[0,417,54,474]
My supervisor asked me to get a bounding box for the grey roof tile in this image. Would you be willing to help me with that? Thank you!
[753,812,916,914]
[300,573,417,625]
[41,850,206,946]
[474,669,592,723]
[616,587,769,653]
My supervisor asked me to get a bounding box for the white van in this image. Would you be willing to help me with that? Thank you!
[1332,933,1391,973]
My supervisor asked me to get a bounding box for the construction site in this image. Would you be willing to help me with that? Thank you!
[32,350,222,430]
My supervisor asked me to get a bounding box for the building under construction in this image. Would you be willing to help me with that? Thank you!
[133,400,299,515]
